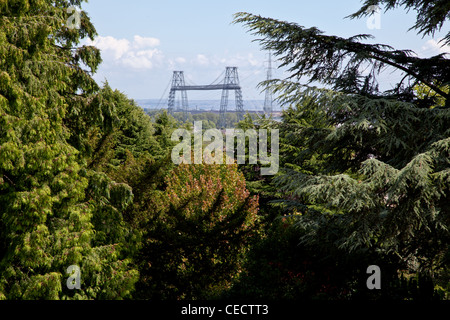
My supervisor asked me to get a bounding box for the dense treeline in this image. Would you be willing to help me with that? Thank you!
[0,0,449,300]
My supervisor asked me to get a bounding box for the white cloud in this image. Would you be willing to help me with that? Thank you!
[167,57,188,70]
[420,38,450,57]
[87,35,163,70]
[196,54,210,66]
[86,35,265,73]
[87,36,130,60]
[122,49,163,69]
[132,35,160,49]
[246,53,259,67]
[175,57,186,64]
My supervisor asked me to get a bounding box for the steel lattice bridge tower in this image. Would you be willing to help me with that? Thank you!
[167,67,244,128]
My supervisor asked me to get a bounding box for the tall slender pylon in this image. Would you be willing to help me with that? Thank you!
[263,51,273,115]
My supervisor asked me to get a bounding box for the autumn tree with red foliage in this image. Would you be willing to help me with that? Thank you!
[134,162,260,299]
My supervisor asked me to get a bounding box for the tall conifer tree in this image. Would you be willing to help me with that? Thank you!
[0,0,138,299]
[235,0,449,297]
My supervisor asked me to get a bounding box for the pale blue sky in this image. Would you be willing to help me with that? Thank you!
[81,0,449,101]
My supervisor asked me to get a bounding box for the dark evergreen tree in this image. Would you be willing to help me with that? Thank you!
[234,0,449,299]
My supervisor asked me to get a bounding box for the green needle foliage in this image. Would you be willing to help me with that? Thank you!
[0,0,138,299]
[234,11,449,105]
[234,2,450,299]
[348,0,450,46]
